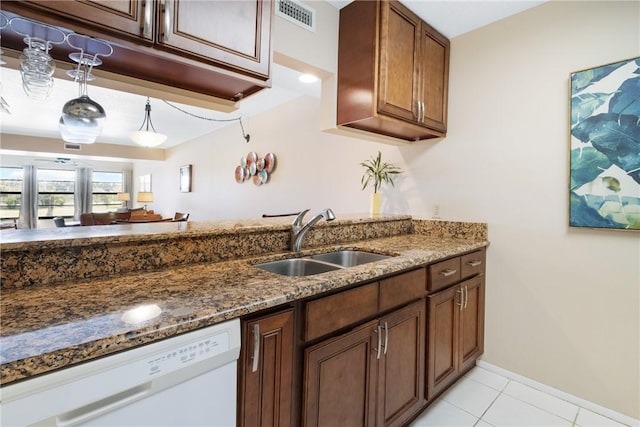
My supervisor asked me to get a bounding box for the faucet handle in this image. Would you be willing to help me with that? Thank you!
[292,209,310,227]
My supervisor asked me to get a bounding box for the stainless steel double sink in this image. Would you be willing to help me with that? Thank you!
[253,250,392,277]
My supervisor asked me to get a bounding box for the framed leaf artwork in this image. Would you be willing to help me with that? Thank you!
[569,57,640,230]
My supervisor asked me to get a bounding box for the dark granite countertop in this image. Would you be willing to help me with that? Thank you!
[0,216,488,385]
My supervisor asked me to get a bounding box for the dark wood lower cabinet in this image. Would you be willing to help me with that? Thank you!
[303,320,379,427]
[303,301,426,427]
[427,275,485,400]
[239,251,486,426]
[239,309,294,427]
[377,301,427,427]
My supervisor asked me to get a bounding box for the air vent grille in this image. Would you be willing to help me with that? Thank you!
[276,0,315,32]
[64,143,81,151]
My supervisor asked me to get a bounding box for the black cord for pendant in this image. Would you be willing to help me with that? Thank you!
[162,99,250,143]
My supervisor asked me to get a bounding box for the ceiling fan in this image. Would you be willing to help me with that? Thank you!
[33,157,80,166]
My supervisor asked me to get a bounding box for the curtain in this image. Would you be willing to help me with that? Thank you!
[19,165,38,229]
[74,167,93,220]
[123,168,133,209]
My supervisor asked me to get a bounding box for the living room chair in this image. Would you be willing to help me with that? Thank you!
[173,212,190,221]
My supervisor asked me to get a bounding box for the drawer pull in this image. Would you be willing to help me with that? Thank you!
[440,268,457,277]
[251,324,260,373]
[467,260,482,267]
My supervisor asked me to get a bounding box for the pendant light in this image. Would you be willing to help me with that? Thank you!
[129,97,167,147]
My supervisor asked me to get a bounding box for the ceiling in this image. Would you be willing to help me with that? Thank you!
[329,1,548,40]
[0,0,546,153]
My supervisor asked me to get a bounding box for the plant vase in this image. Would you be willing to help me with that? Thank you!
[370,193,381,215]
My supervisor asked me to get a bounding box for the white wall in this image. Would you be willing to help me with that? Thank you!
[399,0,639,418]
[137,0,639,419]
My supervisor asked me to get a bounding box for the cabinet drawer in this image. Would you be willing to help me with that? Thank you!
[427,257,461,292]
[379,268,426,312]
[305,282,379,342]
[460,250,485,280]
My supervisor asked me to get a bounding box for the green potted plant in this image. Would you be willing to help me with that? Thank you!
[360,151,403,215]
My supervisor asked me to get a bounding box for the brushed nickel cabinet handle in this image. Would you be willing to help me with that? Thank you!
[251,324,260,373]
[420,101,425,122]
[467,260,482,267]
[464,285,469,309]
[383,322,389,355]
[161,0,171,42]
[142,0,152,38]
[441,268,457,277]
[374,325,382,360]
[456,288,464,311]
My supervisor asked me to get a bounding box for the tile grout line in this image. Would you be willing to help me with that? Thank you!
[572,407,581,427]
[443,376,510,426]
[475,361,639,427]
[465,371,576,425]
[476,379,507,426]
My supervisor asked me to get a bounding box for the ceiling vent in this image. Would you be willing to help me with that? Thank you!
[64,143,82,151]
[276,0,316,32]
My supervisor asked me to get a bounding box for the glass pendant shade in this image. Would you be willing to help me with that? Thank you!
[128,130,167,147]
[130,97,167,147]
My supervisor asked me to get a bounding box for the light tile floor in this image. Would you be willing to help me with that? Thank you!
[411,366,629,427]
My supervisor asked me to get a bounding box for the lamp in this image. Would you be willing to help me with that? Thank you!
[137,191,153,211]
[129,97,167,147]
[116,192,130,211]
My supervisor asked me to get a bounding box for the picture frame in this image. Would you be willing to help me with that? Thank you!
[180,165,192,193]
[139,174,151,192]
[569,57,640,230]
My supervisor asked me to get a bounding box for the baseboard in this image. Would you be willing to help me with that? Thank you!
[475,360,639,427]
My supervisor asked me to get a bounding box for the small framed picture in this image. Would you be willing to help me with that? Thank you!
[180,165,192,193]
[140,174,152,192]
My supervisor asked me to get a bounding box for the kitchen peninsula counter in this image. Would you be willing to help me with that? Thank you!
[0,215,488,385]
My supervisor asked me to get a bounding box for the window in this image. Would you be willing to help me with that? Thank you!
[0,167,23,220]
[92,171,124,212]
[37,169,76,219]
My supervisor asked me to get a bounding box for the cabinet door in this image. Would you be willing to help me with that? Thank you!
[377,0,421,123]
[377,300,426,427]
[303,320,378,427]
[18,0,153,41]
[458,276,485,373]
[427,285,460,400]
[418,22,449,132]
[158,0,272,79]
[240,309,294,427]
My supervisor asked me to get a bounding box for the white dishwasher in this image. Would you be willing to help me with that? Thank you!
[0,319,241,427]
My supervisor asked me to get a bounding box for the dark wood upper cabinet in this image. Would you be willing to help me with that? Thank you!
[0,0,273,101]
[158,0,271,78]
[8,0,154,42]
[337,0,450,142]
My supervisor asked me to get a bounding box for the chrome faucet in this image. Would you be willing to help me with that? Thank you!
[291,208,336,251]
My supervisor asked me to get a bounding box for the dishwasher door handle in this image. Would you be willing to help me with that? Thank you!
[56,383,151,427]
